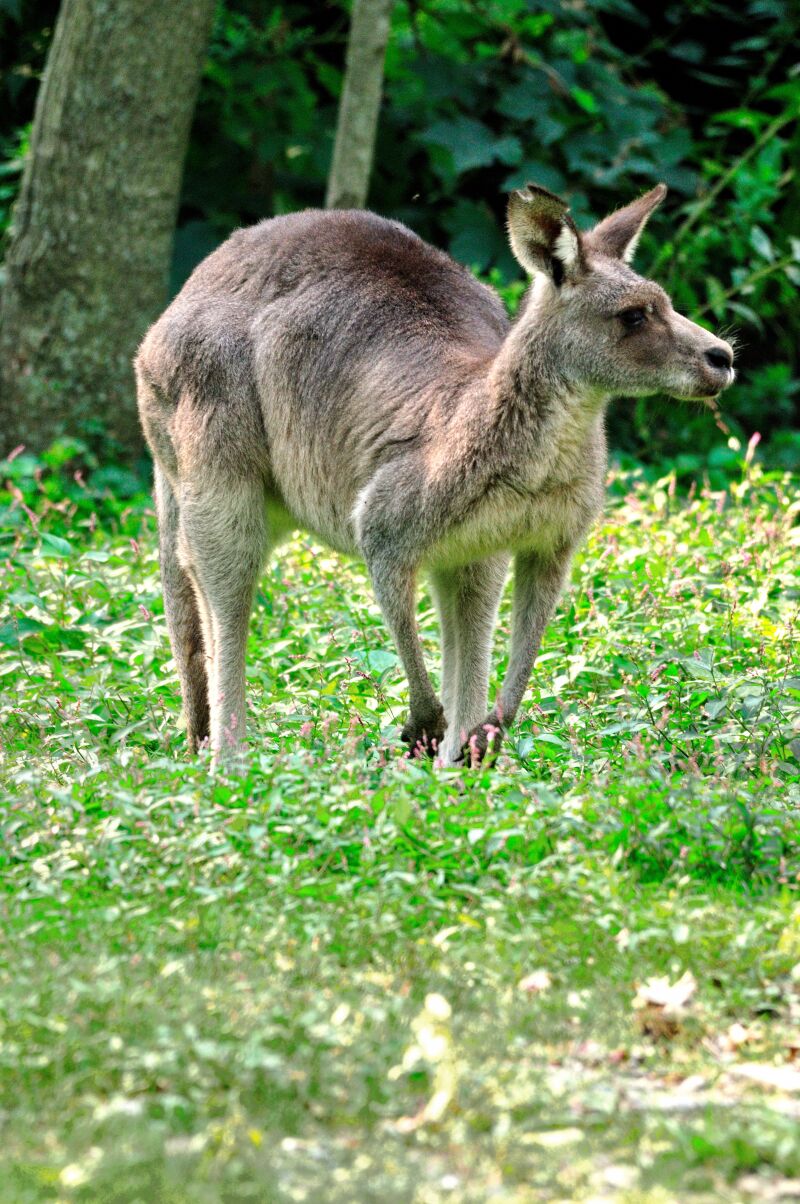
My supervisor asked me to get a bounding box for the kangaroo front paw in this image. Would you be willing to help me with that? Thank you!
[401,704,446,758]
[461,714,504,767]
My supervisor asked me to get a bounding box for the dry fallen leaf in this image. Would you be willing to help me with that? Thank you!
[632,970,697,1039]
[391,993,457,1132]
[527,1127,583,1148]
[518,969,552,994]
[727,1022,754,1048]
[738,1174,800,1201]
[677,1073,707,1094]
[706,1021,759,1059]
[728,1062,800,1093]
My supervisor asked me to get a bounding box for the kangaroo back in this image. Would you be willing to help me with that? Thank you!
[136,186,734,767]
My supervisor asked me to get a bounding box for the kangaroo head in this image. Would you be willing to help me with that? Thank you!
[507,183,734,402]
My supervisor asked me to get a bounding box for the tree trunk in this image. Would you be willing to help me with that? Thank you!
[325,0,394,211]
[0,0,215,458]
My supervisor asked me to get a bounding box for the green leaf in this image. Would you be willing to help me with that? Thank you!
[712,108,768,131]
[494,135,523,166]
[750,226,774,261]
[418,117,503,176]
[442,199,507,272]
[570,87,598,114]
[671,41,704,63]
[39,533,73,558]
[0,616,47,646]
[356,649,398,674]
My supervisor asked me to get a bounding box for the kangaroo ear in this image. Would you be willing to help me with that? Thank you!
[507,183,584,284]
[585,183,667,263]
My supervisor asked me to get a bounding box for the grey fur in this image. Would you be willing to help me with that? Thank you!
[136,184,734,766]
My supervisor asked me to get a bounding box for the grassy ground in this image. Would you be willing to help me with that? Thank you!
[1,444,799,1202]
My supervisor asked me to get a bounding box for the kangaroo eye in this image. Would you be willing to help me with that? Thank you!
[619,307,647,330]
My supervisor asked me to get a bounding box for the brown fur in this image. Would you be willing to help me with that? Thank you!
[136,184,734,766]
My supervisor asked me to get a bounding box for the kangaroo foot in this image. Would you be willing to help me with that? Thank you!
[401,703,446,758]
[460,714,504,767]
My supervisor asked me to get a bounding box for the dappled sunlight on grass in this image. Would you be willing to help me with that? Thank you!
[1,448,799,1200]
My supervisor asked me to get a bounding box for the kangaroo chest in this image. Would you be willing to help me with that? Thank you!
[425,477,600,569]
[426,411,607,570]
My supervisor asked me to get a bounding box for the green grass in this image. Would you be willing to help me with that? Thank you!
[1,443,799,1202]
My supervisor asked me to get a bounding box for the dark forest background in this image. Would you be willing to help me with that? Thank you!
[1,0,798,476]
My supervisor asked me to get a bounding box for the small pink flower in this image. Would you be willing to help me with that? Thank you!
[745,431,761,467]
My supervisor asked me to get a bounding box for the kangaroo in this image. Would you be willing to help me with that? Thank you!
[135,183,734,767]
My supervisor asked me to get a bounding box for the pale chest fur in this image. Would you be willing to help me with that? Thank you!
[425,407,607,570]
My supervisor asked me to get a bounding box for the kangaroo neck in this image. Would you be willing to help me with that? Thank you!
[486,312,609,466]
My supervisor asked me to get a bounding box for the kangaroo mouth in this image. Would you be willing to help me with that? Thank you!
[671,369,735,403]
[695,386,724,400]
[669,388,723,403]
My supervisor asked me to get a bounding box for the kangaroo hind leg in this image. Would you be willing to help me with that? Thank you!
[154,463,211,752]
[178,473,268,760]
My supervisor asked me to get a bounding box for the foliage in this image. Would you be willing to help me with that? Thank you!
[0,0,58,235]
[0,5,797,1191]
[1,448,799,1196]
[0,124,27,239]
[182,0,800,464]
[374,0,799,464]
[1,0,798,465]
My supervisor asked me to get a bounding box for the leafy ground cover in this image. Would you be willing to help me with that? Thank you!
[1,442,799,1202]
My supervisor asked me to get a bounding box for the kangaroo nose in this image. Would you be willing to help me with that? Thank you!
[705,345,733,371]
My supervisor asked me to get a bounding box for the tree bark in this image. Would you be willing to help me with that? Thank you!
[0,0,215,457]
[325,0,394,211]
